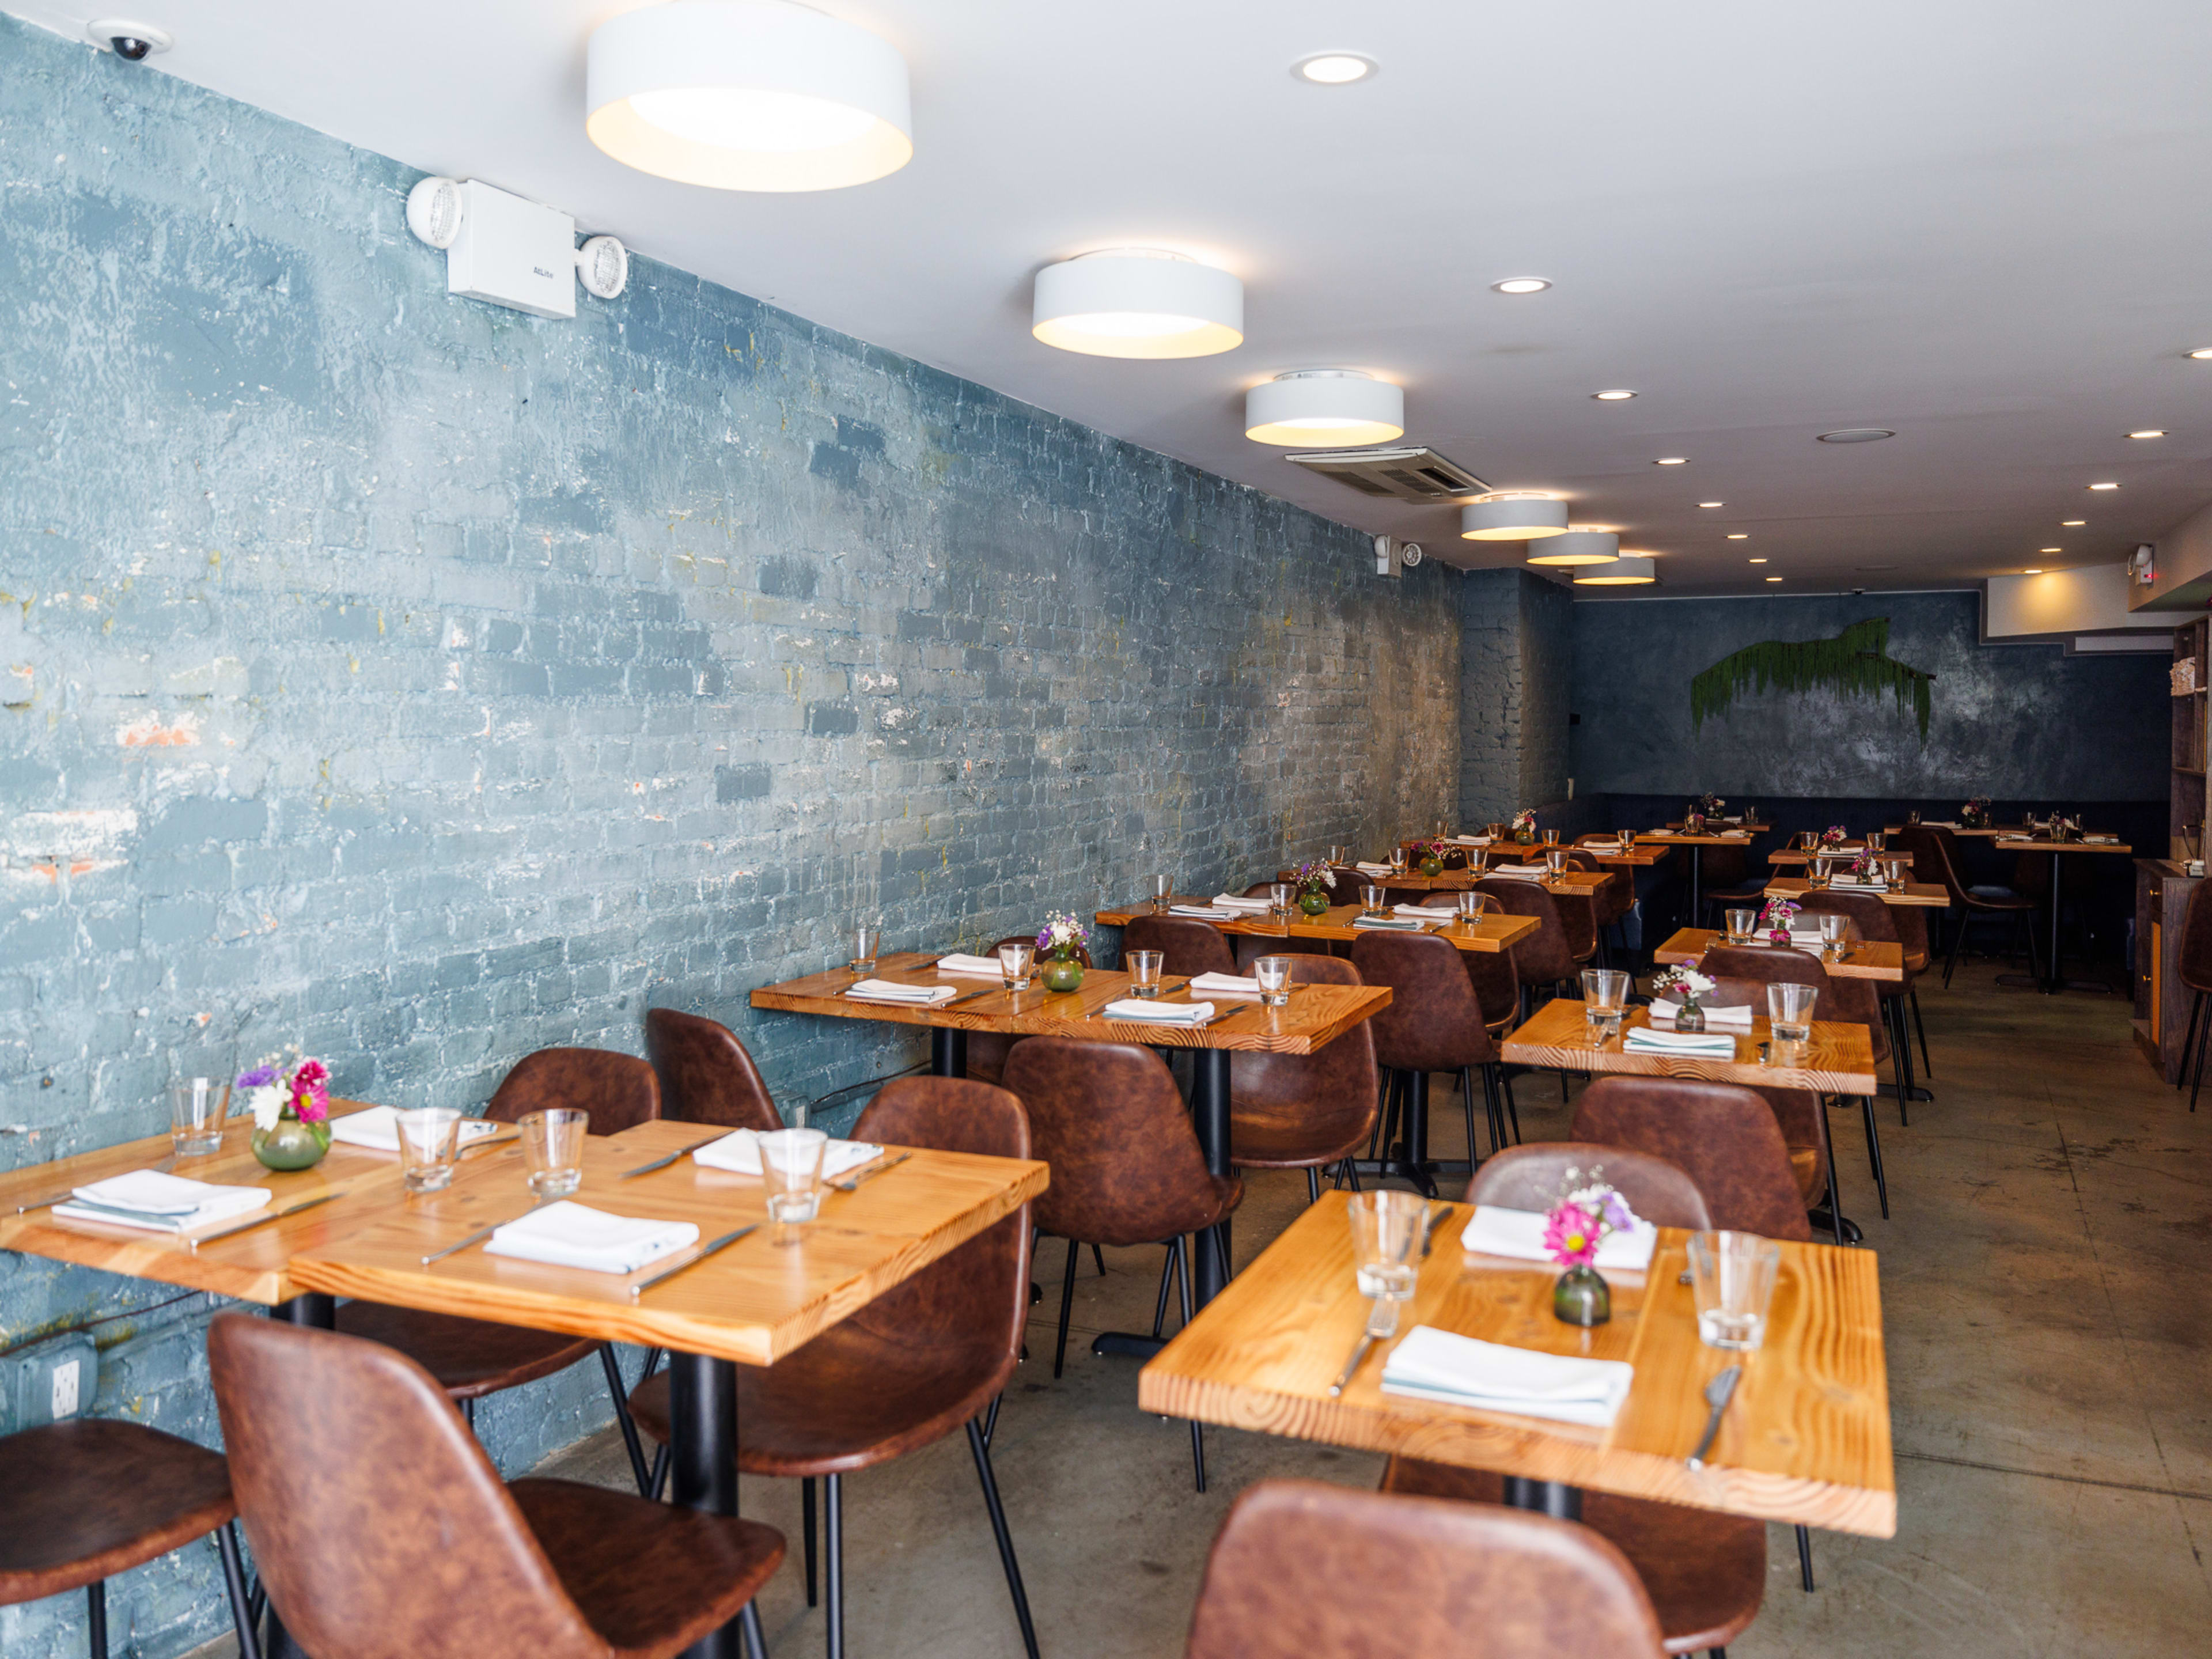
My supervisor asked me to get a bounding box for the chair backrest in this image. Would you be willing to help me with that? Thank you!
[1001,1039,1224,1245]
[1469,1144,1713,1232]
[1569,1077,1812,1241]
[1122,916,1235,979]
[2180,880,2212,994]
[1184,1479,1665,1659]
[1350,931,1495,1070]
[1790,889,1900,945]
[207,1315,609,1659]
[486,1048,660,1132]
[1230,957,1378,1159]
[1416,890,1497,914]
[1699,843,1749,887]
[845,1078,1032,1368]
[1702,946,1883,1047]
[1892,825,1969,905]
[1473,880,1577,985]
[643,1009,781,1132]
[988,933,1091,969]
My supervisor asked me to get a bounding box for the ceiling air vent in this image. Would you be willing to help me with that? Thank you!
[1285,446,1490,503]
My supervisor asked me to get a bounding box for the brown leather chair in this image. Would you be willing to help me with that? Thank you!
[1416,893,1522,1044]
[1000,1038,1240,1488]
[2177,880,2212,1111]
[1792,890,1928,1121]
[628,1077,1040,1659]
[1694,842,1769,924]
[335,1048,664,1489]
[208,1315,782,1659]
[1233,884,1334,969]
[1474,877,1580,1009]
[1383,1145,1768,1656]
[644,1009,782,1131]
[1896,823,2041,987]
[1567,850,1633,967]
[0,1420,261,1659]
[1185,1479,1666,1658]
[1122,914,1236,979]
[964,935,1091,1089]
[1351,931,1513,1189]
[1229,955,1378,1203]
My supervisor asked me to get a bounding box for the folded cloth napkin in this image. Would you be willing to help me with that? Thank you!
[1188,971,1263,997]
[1393,903,1452,919]
[1449,835,1493,846]
[1101,998,1215,1025]
[55,1169,271,1233]
[2085,834,2118,844]
[1459,1204,1659,1271]
[1353,914,1426,930]
[1354,862,1396,876]
[1380,1327,1635,1427]
[328,1105,507,1153]
[1483,863,1547,881]
[1169,904,1237,920]
[1209,893,1275,913]
[843,979,960,1005]
[1650,999,1754,1028]
[1923,820,1960,828]
[484,1200,699,1275]
[692,1128,885,1180]
[1580,840,1623,853]
[1829,875,1887,889]
[1623,1027,1740,1057]
[1784,929,1830,950]
[933,952,1010,977]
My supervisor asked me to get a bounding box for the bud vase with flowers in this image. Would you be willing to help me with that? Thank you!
[1961,796,1991,830]
[1543,1168,1642,1327]
[1037,912,1089,992]
[1760,893,1801,947]
[1292,858,1336,916]
[1649,965,1714,1031]
[1510,809,1537,846]
[1408,839,1446,877]
[240,1054,332,1171]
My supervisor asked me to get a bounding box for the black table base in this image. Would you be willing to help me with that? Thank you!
[1502,1476,1581,1520]
[1996,849,2115,994]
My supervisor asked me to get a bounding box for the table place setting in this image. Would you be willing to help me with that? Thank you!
[1378,1329,1637,1427]
[691,1126,887,1182]
[1459,1203,1660,1272]
[841,978,963,1006]
[1649,997,1755,1029]
[1097,997,1218,1026]
[1352,861,1396,876]
[1168,902,1240,919]
[1390,902,1448,921]
[1622,1026,1741,1057]
[1187,970,1267,998]
[328,1104,509,1154]
[1351,911,1429,930]
[481,1199,700,1275]
[930,952,1012,976]
[48,1168,274,1233]
[1446,834,1493,846]
[1205,892,1275,913]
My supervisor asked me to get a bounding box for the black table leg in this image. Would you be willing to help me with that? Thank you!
[931,1027,967,1077]
[1094,1047,1235,1363]
[1502,1476,1582,1520]
[669,1351,747,1659]
[262,1296,335,1659]
[1688,844,1703,929]
[2001,850,2113,994]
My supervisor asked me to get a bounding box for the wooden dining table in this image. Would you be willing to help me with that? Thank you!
[1,1111,1047,1659]
[1989,834,2134,993]
[1293,865,1612,896]
[1640,825,1770,919]
[1096,897,1539,954]
[1653,926,1905,983]
[1762,876,1947,908]
[1767,846,1916,871]
[1137,1191,1894,1540]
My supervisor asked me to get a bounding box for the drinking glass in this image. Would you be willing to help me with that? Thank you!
[1542,828,1560,847]
[1809,855,1832,889]
[1743,805,1760,825]
[520,1108,588,1198]
[760,1127,828,1225]
[1581,968,1629,1039]
[1149,874,1172,914]
[1128,948,1164,998]
[1327,844,1349,865]
[1456,889,1486,926]
[394,1107,463,1194]
[1361,883,1386,916]
[1817,912,1849,953]
[168,1078,229,1157]
[1885,857,1909,887]
[1487,823,1505,840]
[1253,955,1293,1007]
[1346,1190,1425,1302]
[1907,809,1921,825]
[1766,982,1817,1043]
[999,940,1036,990]
[1865,829,1885,853]
[1546,847,1568,877]
[850,924,881,973]
[1725,908,1756,943]
[1618,828,1635,849]
[1688,1230,1783,1351]
[1467,850,1488,874]
[1388,847,1408,875]
[1270,881,1294,917]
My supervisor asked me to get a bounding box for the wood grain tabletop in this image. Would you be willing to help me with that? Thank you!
[1651,927,1906,983]
[1094,900,1539,955]
[1762,877,1947,908]
[1499,999,1878,1095]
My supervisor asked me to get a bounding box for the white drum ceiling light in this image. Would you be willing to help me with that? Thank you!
[1245,372,1404,447]
[585,1,914,192]
[1524,529,1618,566]
[1032,250,1244,358]
[1461,492,1570,541]
[1573,554,1658,585]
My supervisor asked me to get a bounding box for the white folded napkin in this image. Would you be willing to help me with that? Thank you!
[1169,904,1236,920]
[1354,862,1395,876]
[1785,929,1829,950]
[1829,875,1886,890]
[1352,914,1427,929]
[1380,1327,1635,1427]
[1188,971,1263,997]
[933,952,1010,977]
[1650,999,1754,1028]
[1924,820,1960,828]
[328,1105,507,1153]
[1449,835,1493,846]
[484,1200,699,1275]
[692,1128,885,1180]
[55,1169,271,1233]
[1623,1027,1740,1056]
[1209,893,1275,913]
[2085,835,2118,844]
[1393,903,1452,918]
[1580,840,1623,853]
[1100,998,1216,1024]
[843,979,960,1005]
[1483,863,1547,881]
[1459,1204,1659,1271]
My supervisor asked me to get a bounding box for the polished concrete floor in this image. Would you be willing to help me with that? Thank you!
[247,958,2212,1658]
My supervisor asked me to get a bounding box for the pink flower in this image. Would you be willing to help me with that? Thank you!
[293,1058,328,1088]
[1543,1201,1599,1267]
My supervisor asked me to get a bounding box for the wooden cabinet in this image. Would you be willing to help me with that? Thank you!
[2134,857,2202,1082]
[2173,616,2208,859]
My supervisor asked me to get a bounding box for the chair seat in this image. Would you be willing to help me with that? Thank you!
[1963,888,2037,911]
[335,1301,598,1400]
[509,1477,783,1657]
[0,1420,234,1602]
[1229,1110,1369,1171]
[1380,1458,1764,1654]
[628,1324,1009,1479]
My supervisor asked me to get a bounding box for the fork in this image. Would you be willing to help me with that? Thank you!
[1328,1298,1402,1397]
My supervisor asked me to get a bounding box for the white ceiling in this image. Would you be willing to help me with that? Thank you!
[17,0,2212,594]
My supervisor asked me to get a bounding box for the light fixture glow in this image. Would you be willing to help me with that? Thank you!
[1698,501,1725,508]
[1573,554,1657,586]
[1816,428,1895,444]
[2129,429,2168,439]
[1293,52,1375,84]
[2190,348,2212,359]
[1726,533,1749,540]
[1461,492,1570,541]
[1592,389,1637,401]
[1525,529,1618,566]
[1654,457,1688,466]
[1766,575,1783,582]
[2040,547,2062,553]
[1748,557,1767,564]
[2062,520,2085,526]
[2089,481,2120,490]
[1492,278,1550,294]
[1244,370,1403,447]
[1032,249,1244,358]
[2024,568,2043,574]
[585,1,914,192]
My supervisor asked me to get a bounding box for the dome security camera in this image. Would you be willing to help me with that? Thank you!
[88,19,172,59]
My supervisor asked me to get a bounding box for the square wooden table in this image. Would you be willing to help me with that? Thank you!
[1763,876,1947,907]
[1641,827,1769,918]
[1294,865,1612,895]
[1767,846,1916,872]
[1096,897,1539,954]
[1138,1192,1894,1537]
[1653,927,1904,983]
[1990,836,2134,993]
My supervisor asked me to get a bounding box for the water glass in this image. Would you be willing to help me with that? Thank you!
[1253,955,1293,1007]
[1546,847,1569,877]
[168,1078,229,1157]
[1327,844,1349,865]
[1725,907,1756,943]
[394,1107,463,1194]
[1618,828,1635,849]
[1809,855,1832,889]
[1150,874,1172,914]
[1907,809,1922,825]
[1456,889,1486,925]
[1128,948,1165,998]
[851,924,881,973]
[1270,881,1294,917]
[1360,883,1386,916]
[1766,982,1817,1043]
[1346,1190,1425,1302]
[1581,968,1629,1039]
[1688,1230,1783,1350]
[1388,847,1408,874]
[1865,829,1885,853]
[999,940,1036,990]
[1885,857,1909,887]
[1799,830,1819,853]
[1467,850,1488,874]
[760,1127,828,1225]
[1817,912,1850,953]
[520,1108,588,1198]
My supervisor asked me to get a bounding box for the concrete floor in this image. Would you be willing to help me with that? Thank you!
[521,959,2210,1656]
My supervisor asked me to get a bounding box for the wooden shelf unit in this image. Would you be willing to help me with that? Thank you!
[2173,617,2209,858]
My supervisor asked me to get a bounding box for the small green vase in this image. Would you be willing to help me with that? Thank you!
[252,1112,332,1172]
[1298,891,1331,916]
[1041,957,1085,993]
[1553,1263,1611,1327]
[1515,830,1535,846]
[1418,857,1444,876]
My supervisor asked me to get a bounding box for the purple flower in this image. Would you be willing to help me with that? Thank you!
[235,1065,278,1088]
[1599,1190,1636,1234]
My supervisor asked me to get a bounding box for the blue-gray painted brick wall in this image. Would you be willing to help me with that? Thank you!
[1456,568,1572,825]
[0,18,1463,1654]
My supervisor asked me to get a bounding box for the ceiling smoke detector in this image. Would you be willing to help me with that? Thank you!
[88,18,171,59]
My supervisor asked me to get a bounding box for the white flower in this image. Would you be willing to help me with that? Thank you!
[1670,968,1715,995]
[245,1085,284,1132]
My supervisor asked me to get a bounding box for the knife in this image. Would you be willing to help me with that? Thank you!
[619,1135,729,1179]
[629,1225,759,1299]
[188,1192,342,1249]
[829,1151,911,1192]
[1420,1202,1452,1259]
[16,1156,178,1214]
[1686,1365,1743,1469]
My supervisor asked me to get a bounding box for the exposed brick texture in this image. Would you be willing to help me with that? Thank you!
[1457,569,1573,824]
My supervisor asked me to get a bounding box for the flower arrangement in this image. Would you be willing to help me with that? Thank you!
[1649,965,1714,1012]
[1290,857,1338,899]
[1760,893,1801,945]
[1036,911,1089,962]
[1510,809,1536,843]
[1963,796,1991,820]
[238,1052,332,1171]
[1817,824,1849,849]
[1698,793,1725,814]
[1407,838,1447,874]
[1541,1165,1642,1326]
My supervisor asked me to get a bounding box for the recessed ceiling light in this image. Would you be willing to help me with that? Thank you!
[1031,249,1244,358]
[2189,348,2212,360]
[2128,429,2168,440]
[1461,491,1571,541]
[2089,481,2120,490]
[1293,52,1377,84]
[1816,428,1895,444]
[1592,389,1637,401]
[1765,575,1783,582]
[1698,501,1724,508]
[1748,557,1768,564]
[1492,278,1550,295]
[2062,519,2085,526]
[1726,533,1749,540]
[2024,568,2043,574]
[2039,546,2062,553]
[1654,457,1688,466]
[1244,370,1404,446]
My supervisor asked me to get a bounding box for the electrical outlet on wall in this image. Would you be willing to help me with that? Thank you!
[0,1333,98,1433]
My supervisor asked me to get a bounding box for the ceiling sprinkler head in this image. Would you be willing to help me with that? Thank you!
[88,20,173,60]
